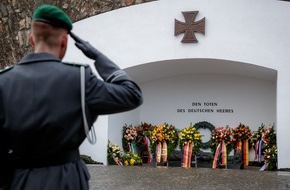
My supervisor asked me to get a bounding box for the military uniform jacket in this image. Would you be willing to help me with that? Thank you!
[0,53,143,190]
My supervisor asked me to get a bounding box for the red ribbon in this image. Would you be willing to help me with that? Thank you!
[143,137,151,164]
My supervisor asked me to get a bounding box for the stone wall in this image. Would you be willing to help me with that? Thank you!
[0,0,156,69]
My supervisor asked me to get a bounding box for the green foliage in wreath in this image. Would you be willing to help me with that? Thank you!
[194,121,215,150]
[263,124,277,171]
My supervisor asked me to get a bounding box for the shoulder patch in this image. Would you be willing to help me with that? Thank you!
[0,65,14,74]
[62,62,89,67]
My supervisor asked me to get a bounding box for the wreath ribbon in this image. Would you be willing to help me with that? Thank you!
[236,140,242,151]
[156,141,168,163]
[156,142,162,163]
[143,136,151,164]
[162,141,168,162]
[243,140,249,166]
[182,142,193,168]
[212,141,227,169]
[129,141,138,154]
[254,140,263,163]
[236,140,249,166]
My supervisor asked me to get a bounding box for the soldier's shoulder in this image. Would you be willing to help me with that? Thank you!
[0,65,14,74]
[62,62,89,67]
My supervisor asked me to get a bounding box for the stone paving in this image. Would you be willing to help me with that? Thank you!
[87,165,290,190]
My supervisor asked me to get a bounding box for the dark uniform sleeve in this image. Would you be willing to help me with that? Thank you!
[0,73,13,190]
[85,51,143,117]
[0,139,11,190]
[0,127,13,189]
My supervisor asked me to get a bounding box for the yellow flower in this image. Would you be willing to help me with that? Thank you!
[130,159,135,165]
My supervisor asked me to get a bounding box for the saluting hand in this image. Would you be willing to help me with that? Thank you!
[69,32,99,60]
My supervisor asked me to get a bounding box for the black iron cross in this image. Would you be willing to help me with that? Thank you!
[174,11,205,43]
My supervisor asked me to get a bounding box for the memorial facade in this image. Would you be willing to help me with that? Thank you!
[64,0,290,169]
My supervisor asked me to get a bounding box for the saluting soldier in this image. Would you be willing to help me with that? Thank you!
[0,4,143,190]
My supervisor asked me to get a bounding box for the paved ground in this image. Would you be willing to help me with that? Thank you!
[87,165,290,190]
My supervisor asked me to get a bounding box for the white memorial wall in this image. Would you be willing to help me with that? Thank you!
[64,0,290,168]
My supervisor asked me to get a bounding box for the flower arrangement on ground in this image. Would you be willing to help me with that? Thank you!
[107,140,123,165]
[179,123,202,154]
[121,152,143,166]
[232,123,252,166]
[146,123,179,164]
[263,124,277,171]
[107,140,143,166]
[122,124,138,153]
[264,145,277,170]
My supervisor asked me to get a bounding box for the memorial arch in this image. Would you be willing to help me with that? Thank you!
[64,0,290,169]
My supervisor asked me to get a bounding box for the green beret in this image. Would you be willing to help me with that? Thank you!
[32,4,72,31]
